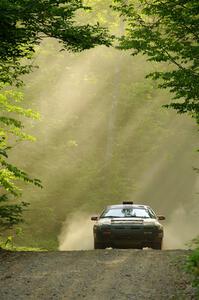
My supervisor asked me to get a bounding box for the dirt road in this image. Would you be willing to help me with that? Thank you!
[0,250,196,300]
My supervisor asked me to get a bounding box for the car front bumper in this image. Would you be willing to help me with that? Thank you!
[94,224,163,248]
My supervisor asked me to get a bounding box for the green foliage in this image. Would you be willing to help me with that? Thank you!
[113,0,199,123]
[0,227,46,251]
[0,85,42,228]
[0,0,112,86]
[186,238,199,296]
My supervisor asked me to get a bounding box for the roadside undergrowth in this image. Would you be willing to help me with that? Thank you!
[0,228,46,251]
[186,237,199,297]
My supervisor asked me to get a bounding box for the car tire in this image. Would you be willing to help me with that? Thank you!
[94,241,106,249]
[152,240,162,250]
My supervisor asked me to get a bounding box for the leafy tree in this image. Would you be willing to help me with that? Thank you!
[0,0,111,231]
[0,85,42,228]
[113,0,199,122]
[0,0,111,86]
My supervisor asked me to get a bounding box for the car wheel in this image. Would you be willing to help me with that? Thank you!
[94,241,106,249]
[152,240,162,250]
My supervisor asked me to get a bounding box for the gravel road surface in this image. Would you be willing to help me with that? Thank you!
[0,250,196,300]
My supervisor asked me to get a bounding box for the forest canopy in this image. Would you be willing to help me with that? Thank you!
[113,0,199,122]
[0,0,111,86]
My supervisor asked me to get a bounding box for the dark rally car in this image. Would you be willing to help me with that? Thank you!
[91,202,165,250]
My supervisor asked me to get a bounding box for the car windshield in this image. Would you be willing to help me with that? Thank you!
[101,207,153,219]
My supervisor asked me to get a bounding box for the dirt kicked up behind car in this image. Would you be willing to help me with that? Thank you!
[91,202,165,250]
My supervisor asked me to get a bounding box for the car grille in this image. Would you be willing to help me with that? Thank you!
[114,226,143,230]
[111,219,143,224]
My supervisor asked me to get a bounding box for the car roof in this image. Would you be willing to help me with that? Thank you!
[106,204,150,210]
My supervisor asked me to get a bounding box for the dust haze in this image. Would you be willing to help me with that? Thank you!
[164,204,199,249]
[58,214,93,250]
[12,11,198,250]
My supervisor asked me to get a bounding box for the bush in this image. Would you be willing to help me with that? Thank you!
[186,237,199,296]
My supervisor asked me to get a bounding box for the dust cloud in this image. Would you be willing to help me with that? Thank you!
[58,214,93,250]
[164,205,199,249]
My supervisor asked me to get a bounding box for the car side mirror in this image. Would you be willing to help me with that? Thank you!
[158,215,165,221]
[91,216,98,221]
